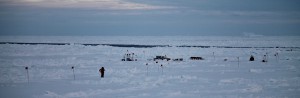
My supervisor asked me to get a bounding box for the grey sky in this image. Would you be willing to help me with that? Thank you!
[0,0,299,36]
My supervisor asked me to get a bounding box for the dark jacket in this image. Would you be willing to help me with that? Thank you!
[99,67,105,73]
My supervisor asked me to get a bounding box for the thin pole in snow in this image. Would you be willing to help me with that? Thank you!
[156,61,159,71]
[237,57,240,68]
[146,63,148,76]
[266,52,269,63]
[263,54,268,64]
[72,66,75,80]
[143,51,146,60]
[276,52,279,62]
[161,64,164,75]
[25,66,29,83]
[213,52,215,60]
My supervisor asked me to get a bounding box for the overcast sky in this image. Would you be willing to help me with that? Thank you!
[0,0,300,36]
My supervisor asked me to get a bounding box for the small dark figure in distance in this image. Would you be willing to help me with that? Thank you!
[224,58,228,61]
[262,55,267,62]
[249,55,255,61]
[99,67,105,78]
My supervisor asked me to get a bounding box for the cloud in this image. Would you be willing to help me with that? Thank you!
[1,0,173,10]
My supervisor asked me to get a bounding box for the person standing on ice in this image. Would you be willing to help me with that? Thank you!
[99,67,105,78]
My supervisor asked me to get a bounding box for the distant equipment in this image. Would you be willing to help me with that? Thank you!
[173,58,183,61]
[190,57,204,60]
[122,53,137,61]
[154,56,171,61]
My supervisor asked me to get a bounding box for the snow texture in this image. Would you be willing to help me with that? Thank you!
[0,36,299,98]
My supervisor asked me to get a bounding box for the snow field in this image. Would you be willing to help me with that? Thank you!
[0,36,300,98]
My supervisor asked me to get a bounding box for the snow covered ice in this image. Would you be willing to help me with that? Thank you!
[0,36,300,98]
